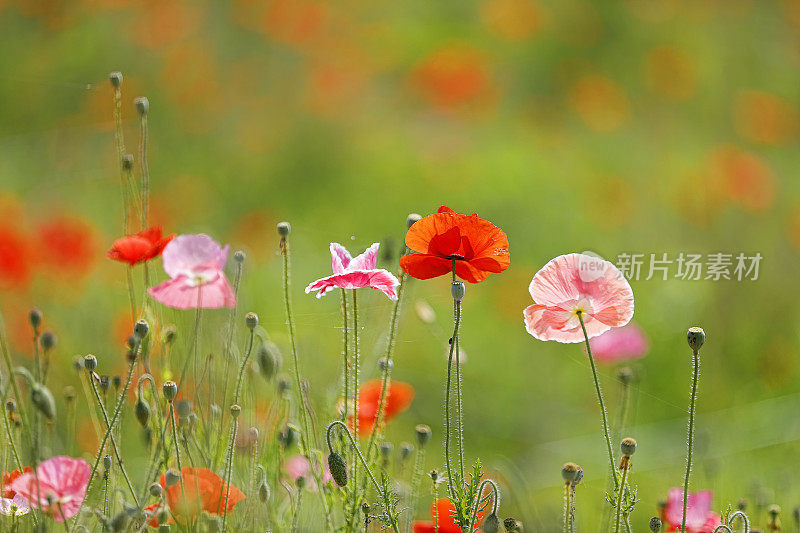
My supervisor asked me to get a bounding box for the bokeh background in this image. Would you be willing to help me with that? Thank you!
[2,0,800,529]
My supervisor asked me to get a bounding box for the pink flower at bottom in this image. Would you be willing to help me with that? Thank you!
[663,488,722,533]
[284,455,332,491]
[305,242,400,300]
[588,323,649,364]
[149,234,236,309]
[8,456,90,522]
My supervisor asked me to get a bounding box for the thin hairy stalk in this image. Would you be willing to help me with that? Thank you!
[233,330,256,405]
[0,317,30,443]
[443,297,462,500]
[85,365,140,506]
[341,288,350,424]
[351,289,360,512]
[168,401,188,516]
[577,312,618,488]
[216,257,244,466]
[469,479,499,528]
[138,105,149,226]
[712,526,734,533]
[280,233,334,531]
[220,415,238,530]
[614,465,629,533]
[102,469,110,532]
[681,348,701,533]
[727,510,750,532]
[405,446,426,533]
[564,483,571,533]
[112,84,128,234]
[291,486,303,533]
[454,307,465,488]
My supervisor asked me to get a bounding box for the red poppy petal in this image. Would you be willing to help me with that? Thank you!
[400,254,453,280]
[107,236,152,265]
[454,259,489,283]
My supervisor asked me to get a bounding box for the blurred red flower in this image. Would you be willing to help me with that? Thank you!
[400,206,510,284]
[411,46,494,110]
[2,467,32,499]
[351,379,415,436]
[0,225,35,290]
[36,215,98,277]
[413,498,486,533]
[107,226,175,266]
[147,467,245,527]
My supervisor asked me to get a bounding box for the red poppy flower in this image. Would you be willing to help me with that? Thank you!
[107,226,175,266]
[413,498,486,533]
[36,215,97,276]
[2,466,32,499]
[0,225,35,290]
[350,379,415,436]
[400,206,509,284]
[158,467,245,525]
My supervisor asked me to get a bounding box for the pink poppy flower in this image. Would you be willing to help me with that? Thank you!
[0,494,30,516]
[149,234,236,309]
[8,456,90,522]
[284,455,332,491]
[523,253,634,343]
[663,488,722,532]
[305,242,400,300]
[589,323,649,364]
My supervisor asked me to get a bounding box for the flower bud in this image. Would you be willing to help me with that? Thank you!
[109,71,123,88]
[99,376,111,393]
[162,381,178,402]
[451,281,465,301]
[687,327,705,352]
[112,376,122,390]
[245,312,258,331]
[29,308,42,329]
[164,469,180,488]
[620,438,637,457]
[110,512,129,532]
[400,442,414,461]
[277,222,291,238]
[361,502,371,514]
[103,455,112,471]
[84,354,97,371]
[769,504,781,519]
[135,399,150,427]
[503,517,521,532]
[377,357,393,372]
[6,399,16,414]
[415,424,431,447]
[122,154,134,171]
[380,441,393,459]
[257,342,281,380]
[258,481,270,503]
[40,331,57,351]
[483,513,501,533]
[561,462,580,484]
[134,319,149,340]
[234,250,245,263]
[134,96,149,116]
[327,452,348,486]
[618,366,634,385]
[31,383,56,420]
[162,326,177,345]
[407,213,422,228]
[149,482,162,498]
[230,404,241,418]
[175,400,191,418]
[249,427,259,442]
[278,424,299,449]
[295,475,306,490]
[649,516,662,532]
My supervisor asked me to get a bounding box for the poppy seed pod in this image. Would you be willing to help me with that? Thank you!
[277,222,291,238]
[234,250,245,263]
[135,399,150,427]
[83,354,97,371]
[258,481,270,503]
[31,383,56,420]
[149,482,162,498]
[649,516,662,532]
[162,381,178,402]
[561,462,580,484]
[164,469,181,488]
[415,424,431,446]
[483,513,501,533]
[400,442,414,461]
[40,331,57,351]
[109,71,123,88]
[112,376,122,389]
[230,404,241,418]
[134,96,149,116]
[245,312,259,331]
[103,454,112,471]
[407,213,422,228]
[503,517,521,532]
[572,467,583,487]
[29,308,42,329]
[257,342,281,381]
[687,327,705,352]
[451,281,465,301]
[328,452,348,486]
[620,438,637,457]
[122,154,134,171]
[134,319,149,340]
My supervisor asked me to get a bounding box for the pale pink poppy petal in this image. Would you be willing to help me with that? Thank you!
[348,242,380,271]
[305,269,399,300]
[524,304,609,343]
[162,234,229,279]
[149,274,236,309]
[665,488,715,531]
[364,269,400,300]
[589,323,649,363]
[330,242,353,274]
[0,494,30,516]
[284,456,332,491]
[9,456,89,521]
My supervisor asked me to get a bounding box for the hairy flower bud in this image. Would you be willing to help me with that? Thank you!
[40,331,57,351]
[687,327,705,352]
[257,342,281,381]
[162,381,178,402]
[134,96,149,116]
[407,213,422,228]
[258,481,270,503]
[415,424,431,447]
[400,442,414,461]
[29,308,42,329]
[135,399,150,427]
[109,71,123,88]
[245,312,258,331]
[112,376,122,390]
[31,383,56,420]
[503,517,522,532]
[234,250,245,263]
[230,404,241,418]
[483,513,501,533]
[328,452,348,486]
[149,482,162,498]
[277,222,291,238]
[164,469,180,488]
[649,516,662,532]
[380,441,393,459]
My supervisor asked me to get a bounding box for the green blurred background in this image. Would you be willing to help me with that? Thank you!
[1,0,800,529]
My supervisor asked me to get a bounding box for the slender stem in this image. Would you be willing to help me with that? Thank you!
[291,486,303,533]
[469,479,499,528]
[220,416,238,531]
[112,85,128,234]
[577,312,618,488]
[454,308,465,488]
[126,267,137,323]
[681,349,700,533]
[443,297,462,500]
[351,289,360,510]
[233,330,255,405]
[138,110,149,227]
[216,258,244,467]
[168,401,187,513]
[615,464,629,533]
[406,446,425,533]
[341,288,349,424]
[563,483,571,533]
[280,234,334,532]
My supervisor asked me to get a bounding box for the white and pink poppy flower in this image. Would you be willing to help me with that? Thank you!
[523,253,634,343]
[305,242,400,300]
[8,456,90,522]
[149,234,236,309]
[663,488,721,532]
[0,494,30,517]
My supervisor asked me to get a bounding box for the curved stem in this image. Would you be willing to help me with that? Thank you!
[681,349,700,533]
[712,526,734,533]
[577,312,618,488]
[469,479,500,528]
[325,421,385,499]
[727,510,750,532]
[443,298,462,500]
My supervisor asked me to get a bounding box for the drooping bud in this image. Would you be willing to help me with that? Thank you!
[415,424,431,447]
[162,381,178,402]
[561,462,580,484]
[258,481,270,503]
[257,342,281,380]
[406,213,422,228]
[451,281,465,301]
[29,308,42,329]
[327,452,348,486]
[135,399,150,427]
[687,327,705,352]
[649,516,662,532]
[134,96,149,116]
[245,312,259,331]
[483,513,501,533]
[31,383,56,420]
[109,71,123,88]
[277,222,291,238]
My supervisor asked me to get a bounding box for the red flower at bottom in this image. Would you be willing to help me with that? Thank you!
[154,468,245,526]
[413,498,486,533]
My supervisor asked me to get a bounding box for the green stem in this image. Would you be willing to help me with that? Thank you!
[615,464,629,533]
[577,312,618,488]
[112,86,128,235]
[138,110,149,227]
[564,483,571,533]
[232,330,255,405]
[406,446,425,533]
[341,289,350,424]
[443,297,462,500]
[352,288,360,509]
[168,401,188,520]
[681,349,700,533]
[220,416,238,531]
